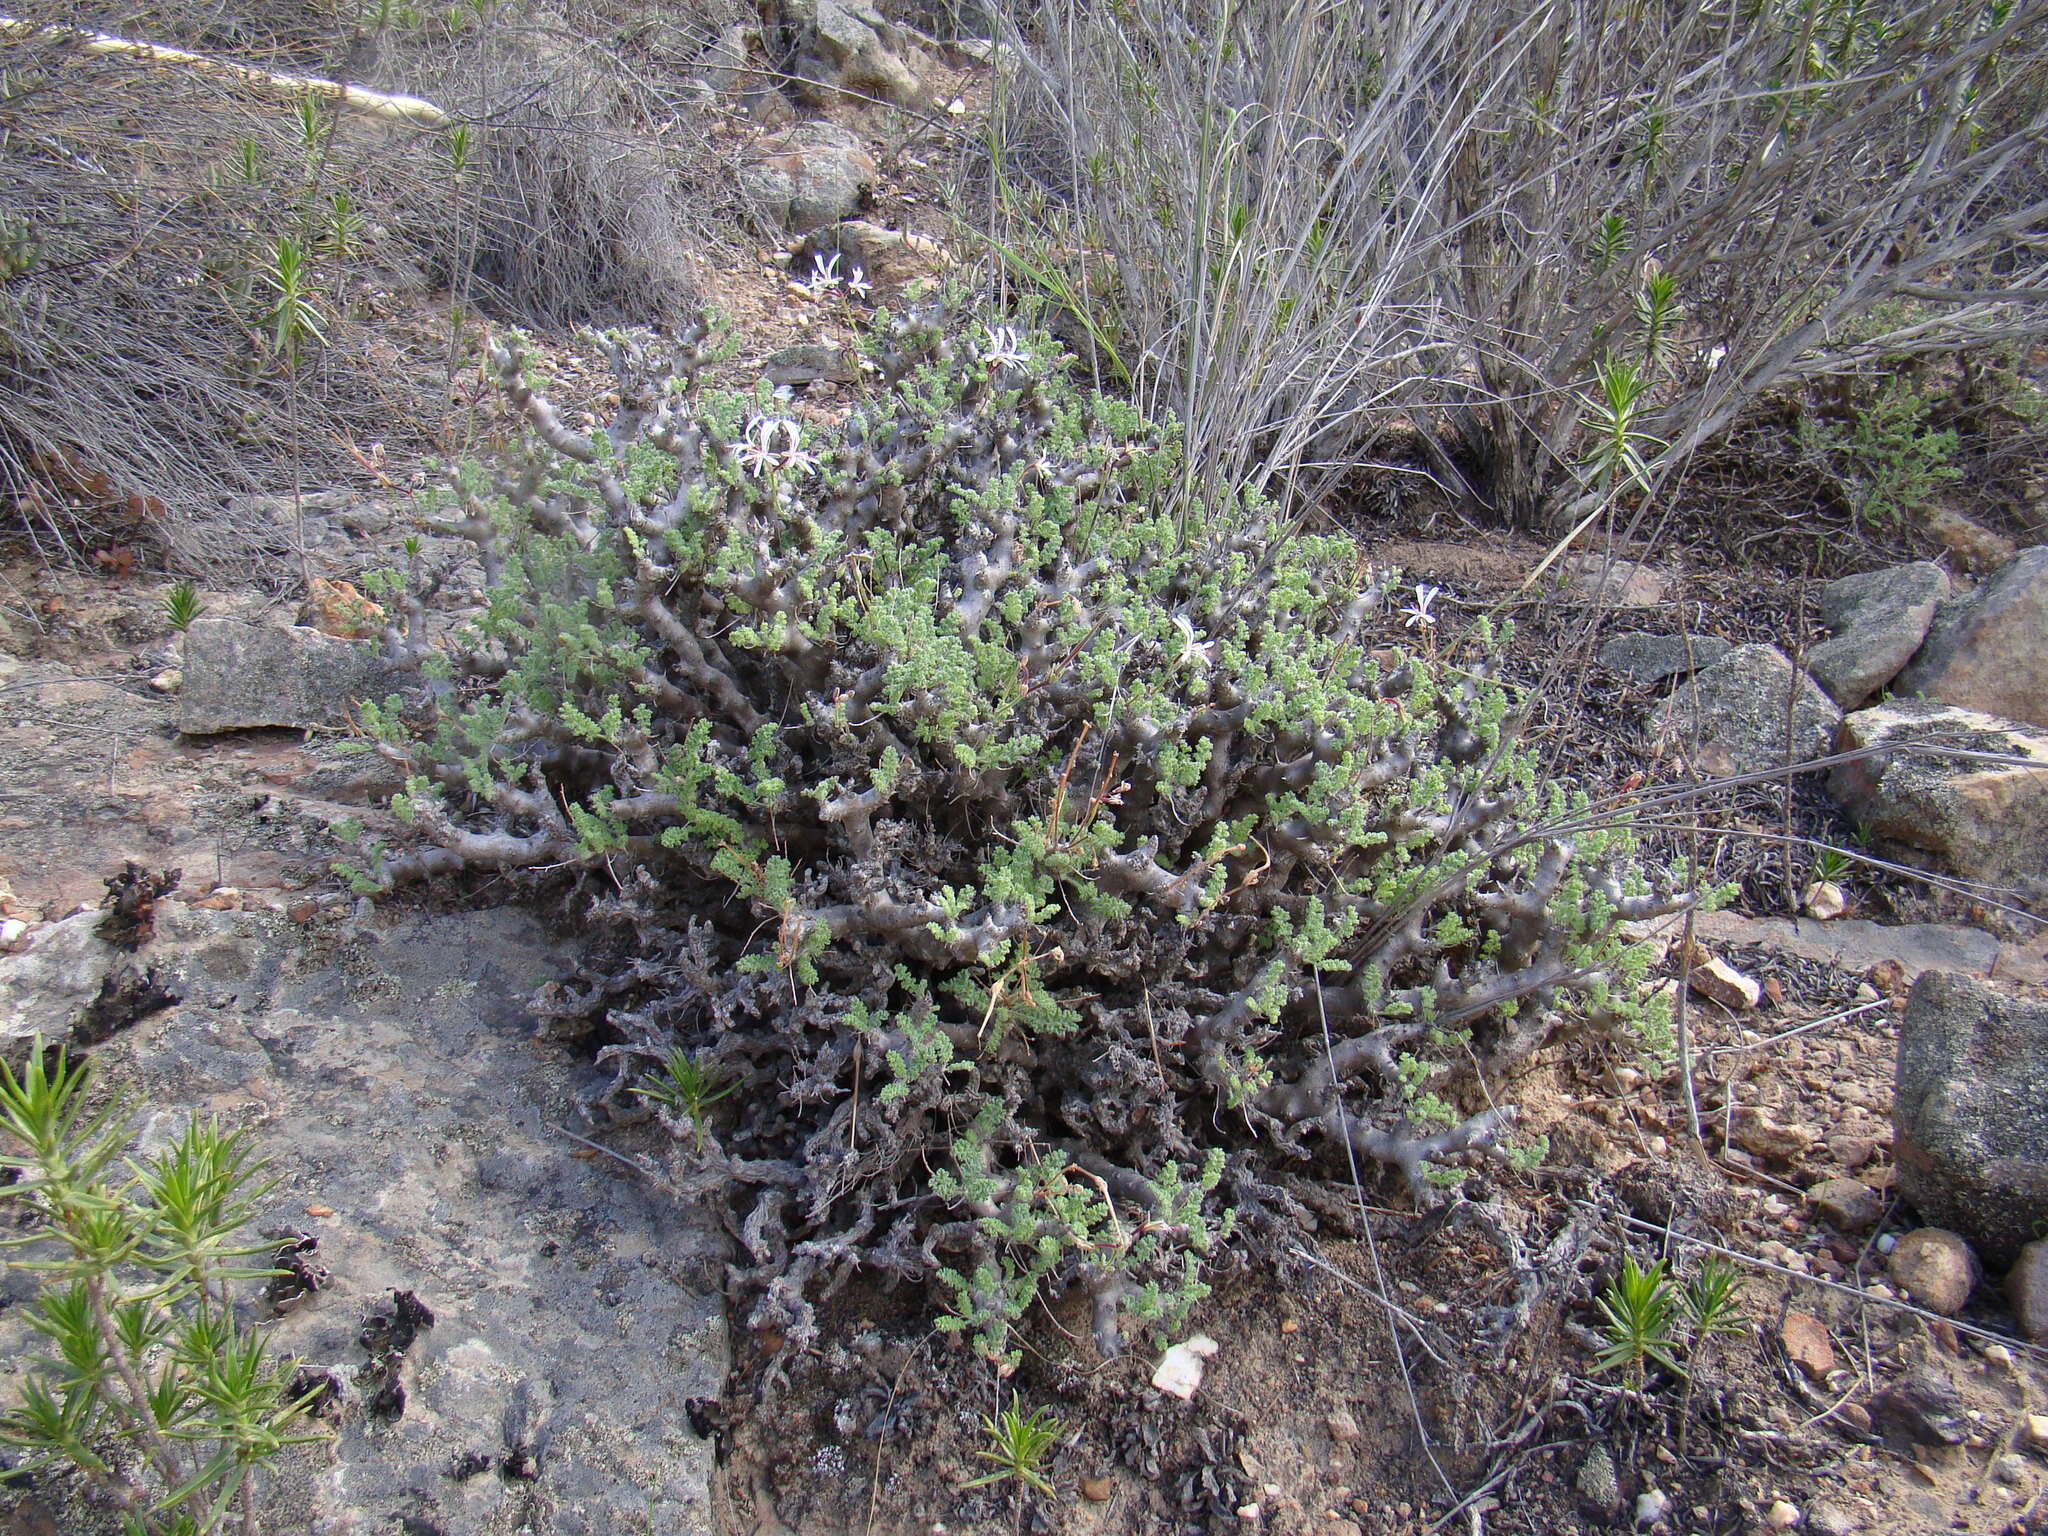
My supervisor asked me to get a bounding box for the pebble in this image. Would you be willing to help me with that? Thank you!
[1765,1499,1802,1529]
[1836,1403,1872,1436]
[1635,1488,1671,1527]
[0,916,25,947]
[1994,1453,2032,1486]
[1806,1177,1883,1234]
[1781,1312,1837,1381]
[1887,1228,1979,1315]
[1689,952,1763,1010]
[1151,1335,1219,1400]
[1079,1476,1112,1501]
[1808,1502,1857,1536]
[1326,1410,1362,1446]
[1731,1107,1816,1160]
[149,667,181,692]
[2006,1238,2048,1343]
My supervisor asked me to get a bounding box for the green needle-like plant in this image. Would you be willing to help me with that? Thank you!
[1593,1254,1684,1387]
[0,1043,325,1536]
[163,580,203,633]
[631,1049,735,1152]
[962,1393,1063,1498]
[1679,1256,1747,1342]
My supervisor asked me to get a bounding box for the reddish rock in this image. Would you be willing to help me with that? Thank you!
[1887,1228,1979,1315]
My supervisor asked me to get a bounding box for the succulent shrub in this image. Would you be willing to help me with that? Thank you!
[350,311,1687,1369]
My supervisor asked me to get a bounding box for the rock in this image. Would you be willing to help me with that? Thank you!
[1574,1444,1622,1514]
[149,667,181,693]
[1781,1312,1837,1381]
[1079,1475,1113,1501]
[690,20,763,94]
[793,219,951,304]
[1688,953,1762,1010]
[1872,1371,1969,1446]
[1765,1500,1801,1529]
[1808,562,1951,709]
[1681,908,2001,984]
[1597,631,1732,684]
[1652,645,1841,777]
[2008,1239,2048,1343]
[1326,1409,1362,1446]
[178,618,402,735]
[1807,1178,1883,1234]
[1830,699,2048,905]
[1886,1228,1980,1314]
[1731,1108,1816,1161]
[1893,971,2048,1268]
[1801,880,1847,919]
[1151,1334,1218,1399]
[739,122,876,234]
[785,0,929,107]
[1564,556,1671,607]
[301,576,384,639]
[0,905,725,1536]
[1634,1488,1671,1527]
[1922,506,2017,576]
[2024,1412,2048,1453]
[1897,546,2048,727]
[1995,1453,2033,1486]
[762,342,859,386]
[1808,1503,1857,1536]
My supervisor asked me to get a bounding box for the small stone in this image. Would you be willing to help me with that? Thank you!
[1575,1445,1621,1513]
[1802,880,1847,920]
[303,1204,334,1218]
[2006,1238,2048,1342]
[1781,1312,1837,1381]
[1079,1476,1112,1502]
[149,667,181,693]
[1995,1454,2032,1486]
[0,917,26,948]
[1807,1178,1883,1234]
[2022,1413,2048,1453]
[1872,1371,1969,1446]
[1887,1228,1980,1315]
[1236,1504,1261,1523]
[1564,556,1672,608]
[1828,1134,1879,1169]
[1597,631,1732,683]
[1325,1410,1362,1446]
[1151,1335,1219,1400]
[1634,1488,1671,1527]
[1689,953,1763,1011]
[1731,1107,1816,1160]
[1808,1501,1857,1536]
[1765,1499,1802,1529]
[1279,1316,1299,1334]
[1835,1403,1872,1436]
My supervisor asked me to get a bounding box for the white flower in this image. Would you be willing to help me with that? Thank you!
[1399,583,1442,629]
[736,417,818,478]
[1171,612,1215,669]
[799,251,842,296]
[843,264,872,301]
[982,325,1030,368]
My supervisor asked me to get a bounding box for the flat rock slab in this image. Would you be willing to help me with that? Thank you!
[1689,909,2001,982]
[179,617,403,734]
[0,904,724,1536]
[1597,631,1732,684]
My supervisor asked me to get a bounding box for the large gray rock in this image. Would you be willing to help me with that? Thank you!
[179,618,402,734]
[0,904,725,1536]
[787,0,929,106]
[1650,644,1841,777]
[1893,970,2048,1270]
[1897,545,2048,727]
[739,121,876,234]
[1596,631,1732,684]
[1808,561,1951,709]
[1830,699,2048,905]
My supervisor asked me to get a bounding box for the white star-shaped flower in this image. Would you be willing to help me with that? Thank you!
[736,417,818,478]
[1399,583,1442,629]
[982,325,1030,368]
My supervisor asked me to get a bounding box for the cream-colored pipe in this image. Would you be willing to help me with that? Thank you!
[0,15,450,126]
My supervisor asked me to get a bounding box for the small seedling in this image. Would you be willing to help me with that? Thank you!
[1811,847,1852,881]
[633,1049,734,1150]
[1679,1255,1746,1340]
[962,1393,1062,1497]
[1593,1254,1684,1385]
[164,578,203,632]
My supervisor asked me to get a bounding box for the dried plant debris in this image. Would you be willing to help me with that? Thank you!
[354,1289,436,1421]
[94,862,179,951]
[347,310,1692,1377]
[260,1229,329,1314]
[70,965,180,1047]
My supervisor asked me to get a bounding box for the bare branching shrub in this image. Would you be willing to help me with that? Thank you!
[991,0,2048,527]
[0,0,742,571]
